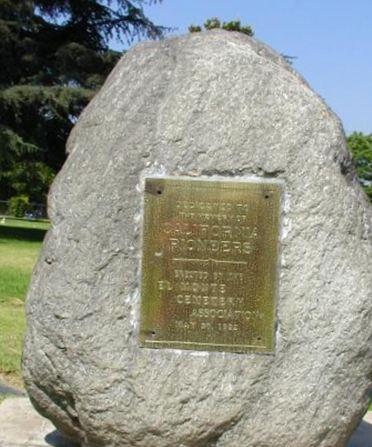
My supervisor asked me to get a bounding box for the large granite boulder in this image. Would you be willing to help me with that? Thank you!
[23,30,372,447]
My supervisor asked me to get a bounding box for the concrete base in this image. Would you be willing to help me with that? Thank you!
[0,398,76,447]
[0,397,371,447]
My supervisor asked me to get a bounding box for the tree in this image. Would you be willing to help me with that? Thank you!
[347,132,372,201]
[189,17,254,36]
[0,0,166,205]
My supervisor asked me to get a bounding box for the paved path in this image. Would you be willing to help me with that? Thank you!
[0,398,76,447]
[0,397,371,447]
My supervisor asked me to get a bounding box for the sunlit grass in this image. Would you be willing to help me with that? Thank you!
[0,218,48,386]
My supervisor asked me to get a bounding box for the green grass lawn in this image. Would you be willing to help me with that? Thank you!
[0,218,48,387]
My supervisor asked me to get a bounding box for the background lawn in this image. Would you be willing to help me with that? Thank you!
[0,218,48,388]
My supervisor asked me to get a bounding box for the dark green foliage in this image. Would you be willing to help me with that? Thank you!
[204,18,221,31]
[220,20,253,36]
[189,17,254,37]
[0,0,166,88]
[188,25,202,33]
[8,195,30,218]
[0,0,165,204]
[347,132,372,201]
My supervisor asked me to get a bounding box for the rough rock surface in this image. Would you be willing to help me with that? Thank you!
[23,30,372,447]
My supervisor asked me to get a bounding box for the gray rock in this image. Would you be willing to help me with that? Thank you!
[23,30,372,447]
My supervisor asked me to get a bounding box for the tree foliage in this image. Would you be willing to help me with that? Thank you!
[347,132,372,201]
[0,0,165,205]
[189,17,254,36]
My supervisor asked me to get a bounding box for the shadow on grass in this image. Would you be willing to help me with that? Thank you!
[0,225,47,242]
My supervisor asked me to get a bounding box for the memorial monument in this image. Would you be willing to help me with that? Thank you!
[23,30,372,447]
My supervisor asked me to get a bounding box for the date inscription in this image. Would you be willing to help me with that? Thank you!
[139,177,281,353]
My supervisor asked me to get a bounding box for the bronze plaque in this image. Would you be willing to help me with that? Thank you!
[139,177,281,354]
